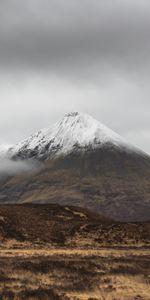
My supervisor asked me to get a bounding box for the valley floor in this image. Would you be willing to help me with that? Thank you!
[0,204,150,299]
[0,247,150,300]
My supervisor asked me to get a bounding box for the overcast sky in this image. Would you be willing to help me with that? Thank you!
[0,0,150,154]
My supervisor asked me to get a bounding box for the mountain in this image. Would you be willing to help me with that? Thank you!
[8,112,143,160]
[0,112,150,221]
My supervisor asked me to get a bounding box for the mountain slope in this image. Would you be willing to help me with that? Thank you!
[1,149,150,221]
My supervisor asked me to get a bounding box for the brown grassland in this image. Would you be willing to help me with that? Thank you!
[0,204,150,300]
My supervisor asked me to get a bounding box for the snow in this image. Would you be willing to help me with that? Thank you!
[9,112,137,159]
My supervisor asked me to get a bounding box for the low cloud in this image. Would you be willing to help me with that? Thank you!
[0,157,40,179]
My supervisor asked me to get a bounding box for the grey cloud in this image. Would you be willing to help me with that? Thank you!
[0,0,150,82]
[0,0,149,155]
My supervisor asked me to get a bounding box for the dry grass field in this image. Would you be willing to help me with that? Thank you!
[0,204,150,300]
[0,248,150,300]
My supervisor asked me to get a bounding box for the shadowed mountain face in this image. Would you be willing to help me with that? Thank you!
[0,146,150,222]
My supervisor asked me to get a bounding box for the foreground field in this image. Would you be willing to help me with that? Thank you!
[0,204,150,299]
[0,248,150,300]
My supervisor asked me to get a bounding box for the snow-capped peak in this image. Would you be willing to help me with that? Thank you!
[9,112,137,160]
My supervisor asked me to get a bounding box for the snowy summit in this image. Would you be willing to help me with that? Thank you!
[9,112,138,160]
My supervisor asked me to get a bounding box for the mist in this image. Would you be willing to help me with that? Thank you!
[0,157,40,179]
